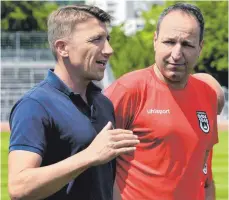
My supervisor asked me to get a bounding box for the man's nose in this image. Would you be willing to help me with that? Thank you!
[171,44,182,61]
[102,40,113,57]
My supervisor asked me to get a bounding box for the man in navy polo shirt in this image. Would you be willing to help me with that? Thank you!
[8,5,139,200]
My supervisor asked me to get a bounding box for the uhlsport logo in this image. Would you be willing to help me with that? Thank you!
[147,109,170,115]
[196,111,210,134]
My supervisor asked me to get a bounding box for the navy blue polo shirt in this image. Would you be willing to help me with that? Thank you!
[9,69,116,200]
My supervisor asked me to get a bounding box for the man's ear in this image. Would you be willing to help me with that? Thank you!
[153,31,158,51]
[199,40,204,55]
[55,39,69,58]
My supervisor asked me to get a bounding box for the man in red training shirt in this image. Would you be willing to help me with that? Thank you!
[105,3,223,200]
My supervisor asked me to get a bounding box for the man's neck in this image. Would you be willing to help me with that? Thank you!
[54,63,89,101]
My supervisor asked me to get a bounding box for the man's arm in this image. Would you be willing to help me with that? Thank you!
[205,180,216,200]
[193,73,225,114]
[203,150,215,200]
[8,122,139,200]
[193,73,225,200]
[8,149,92,200]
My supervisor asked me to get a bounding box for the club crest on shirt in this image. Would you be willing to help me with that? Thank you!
[196,111,210,134]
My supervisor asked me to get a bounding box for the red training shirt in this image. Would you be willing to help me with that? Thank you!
[104,66,218,200]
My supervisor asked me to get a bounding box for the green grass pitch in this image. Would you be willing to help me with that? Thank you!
[1,131,228,199]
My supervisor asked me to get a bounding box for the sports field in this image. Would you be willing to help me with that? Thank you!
[1,131,228,199]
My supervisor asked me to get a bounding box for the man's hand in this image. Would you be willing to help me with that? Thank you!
[86,121,139,166]
[205,180,215,200]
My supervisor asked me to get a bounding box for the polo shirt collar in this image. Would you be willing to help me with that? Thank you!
[46,69,101,96]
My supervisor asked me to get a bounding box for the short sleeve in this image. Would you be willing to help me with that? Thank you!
[9,98,50,157]
[210,113,218,148]
[104,82,138,129]
[207,88,219,150]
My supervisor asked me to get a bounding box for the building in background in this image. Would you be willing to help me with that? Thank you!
[50,0,85,5]
[86,0,163,35]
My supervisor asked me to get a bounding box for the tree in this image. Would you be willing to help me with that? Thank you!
[194,1,228,72]
[110,25,155,77]
[109,2,167,78]
[109,1,228,87]
[1,1,58,31]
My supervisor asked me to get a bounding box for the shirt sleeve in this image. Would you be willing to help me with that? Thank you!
[9,97,50,157]
[207,86,219,150]
[104,82,138,129]
[211,113,218,148]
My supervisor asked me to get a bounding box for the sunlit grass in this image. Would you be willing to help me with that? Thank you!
[1,131,228,199]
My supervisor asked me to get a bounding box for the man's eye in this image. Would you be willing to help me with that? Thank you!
[183,43,194,48]
[163,41,175,45]
[93,37,101,41]
[88,37,102,43]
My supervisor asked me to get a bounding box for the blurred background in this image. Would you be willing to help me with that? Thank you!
[1,0,228,199]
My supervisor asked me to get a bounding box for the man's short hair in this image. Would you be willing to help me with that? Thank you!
[48,5,112,60]
[156,3,205,43]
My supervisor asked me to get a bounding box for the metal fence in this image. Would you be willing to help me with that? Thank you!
[1,62,53,121]
[1,31,228,122]
[1,32,53,61]
[219,87,228,122]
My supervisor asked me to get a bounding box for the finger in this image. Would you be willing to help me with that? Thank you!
[112,134,138,141]
[109,129,133,135]
[101,121,113,131]
[116,147,136,155]
[113,139,140,149]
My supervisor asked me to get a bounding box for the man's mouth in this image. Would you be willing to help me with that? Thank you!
[168,63,185,66]
[96,60,107,66]
[167,63,186,72]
